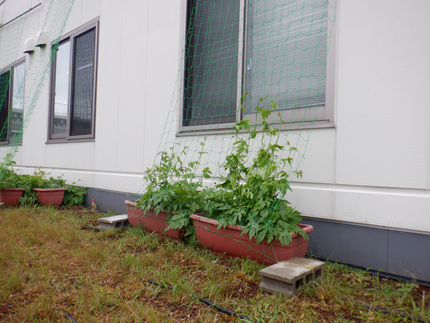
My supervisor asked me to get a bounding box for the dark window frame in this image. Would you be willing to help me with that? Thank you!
[179,0,336,135]
[181,0,246,132]
[0,57,26,146]
[48,18,99,142]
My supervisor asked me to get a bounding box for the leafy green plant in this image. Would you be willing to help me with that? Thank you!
[202,96,307,246]
[2,207,428,322]
[19,170,87,207]
[62,182,87,207]
[0,152,86,206]
[0,152,22,189]
[136,141,211,236]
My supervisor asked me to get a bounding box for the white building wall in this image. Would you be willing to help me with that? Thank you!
[289,0,430,232]
[1,0,429,233]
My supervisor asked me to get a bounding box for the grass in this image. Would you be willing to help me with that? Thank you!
[0,207,429,322]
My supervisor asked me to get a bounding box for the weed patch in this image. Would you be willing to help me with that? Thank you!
[0,207,429,322]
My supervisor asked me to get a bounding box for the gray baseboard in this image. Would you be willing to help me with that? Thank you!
[302,217,430,282]
[84,188,430,282]
[85,188,141,214]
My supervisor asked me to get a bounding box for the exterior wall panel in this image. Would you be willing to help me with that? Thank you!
[1,0,429,280]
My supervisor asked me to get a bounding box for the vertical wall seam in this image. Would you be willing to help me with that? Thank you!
[331,0,340,220]
[114,0,124,172]
[143,0,149,173]
[427,3,430,191]
[386,229,390,272]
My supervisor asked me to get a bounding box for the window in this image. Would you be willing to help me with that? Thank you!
[0,59,26,145]
[49,20,98,141]
[182,0,334,132]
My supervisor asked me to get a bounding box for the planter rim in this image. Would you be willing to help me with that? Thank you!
[125,200,169,215]
[190,213,314,238]
[0,188,25,191]
[33,188,67,192]
[191,213,244,230]
[124,199,137,207]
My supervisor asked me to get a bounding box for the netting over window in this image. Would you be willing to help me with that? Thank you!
[0,13,26,145]
[141,0,337,262]
[155,0,337,184]
[70,28,96,136]
[183,1,240,127]
[244,0,328,116]
[0,0,75,163]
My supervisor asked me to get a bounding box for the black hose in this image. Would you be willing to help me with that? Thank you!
[308,256,430,288]
[84,224,253,320]
[147,279,253,322]
[57,308,79,323]
[87,225,427,321]
[340,299,428,323]
[85,224,102,231]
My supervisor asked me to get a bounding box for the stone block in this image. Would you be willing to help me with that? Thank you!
[283,257,325,281]
[259,257,325,297]
[98,214,129,230]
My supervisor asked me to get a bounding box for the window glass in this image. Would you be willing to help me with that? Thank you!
[10,61,25,144]
[49,21,98,141]
[183,0,240,127]
[53,41,70,135]
[183,0,330,131]
[0,71,10,142]
[244,0,328,118]
[70,28,95,136]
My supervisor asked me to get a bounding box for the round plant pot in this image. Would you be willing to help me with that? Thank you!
[0,188,25,206]
[191,213,314,265]
[33,188,67,206]
[124,200,183,240]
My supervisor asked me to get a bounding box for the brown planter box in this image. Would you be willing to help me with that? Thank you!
[124,200,182,240]
[191,213,314,265]
[0,188,24,206]
[33,188,67,206]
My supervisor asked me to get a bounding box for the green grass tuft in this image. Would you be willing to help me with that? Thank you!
[0,207,429,322]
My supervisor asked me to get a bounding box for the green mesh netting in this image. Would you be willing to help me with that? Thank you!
[142,0,337,262]
[0,0,75,163]
[0,0,337,262]
[0,10,27,146]
[152,0,336,186]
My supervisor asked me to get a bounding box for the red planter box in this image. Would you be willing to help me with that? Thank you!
[124,200,182,240]
[33,188,67,206]
[0,188,25,206]
[191,214,314,265]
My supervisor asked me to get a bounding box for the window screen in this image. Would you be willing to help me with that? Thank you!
[183,0,240,127]
[10,61,25,144]
[70,28,96,136]
[245,0,328,116]
[0,71,10,142]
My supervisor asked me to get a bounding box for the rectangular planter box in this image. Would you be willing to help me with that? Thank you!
[0,188,24,206]
[124,200,182,240]
[33,188,66,206]
[191,213,314,265]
